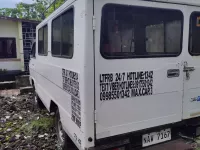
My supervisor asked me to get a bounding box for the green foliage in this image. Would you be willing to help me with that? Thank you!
[0,0,65,21]
[44,0,65,18]
[21,117,54,135]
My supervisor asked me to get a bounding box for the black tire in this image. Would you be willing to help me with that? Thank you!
[33,89,45,110]
[55,109,78,150]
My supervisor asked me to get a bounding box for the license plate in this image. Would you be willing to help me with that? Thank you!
[142,128,171,147]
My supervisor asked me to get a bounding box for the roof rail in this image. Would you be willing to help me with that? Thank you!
[42,0,66,19]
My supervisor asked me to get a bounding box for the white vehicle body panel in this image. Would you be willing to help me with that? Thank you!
[182,6,200,119]
[155,0,200,6]
[29,0,200,149]
[29,0,95,149]
[94,0,185,139]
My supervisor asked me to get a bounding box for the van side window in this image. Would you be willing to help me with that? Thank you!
[100,4,183,59]
[52,8,74,58]
[38,25,48,55]
[189,12,200,55]
[31,42,36,58]
[38,28,43,54]
[52,17,61,55]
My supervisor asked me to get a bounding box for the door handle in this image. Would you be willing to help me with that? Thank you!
[167,69,180,78]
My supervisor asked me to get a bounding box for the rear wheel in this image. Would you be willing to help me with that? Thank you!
[55,109,78,150]
[33,89,45,110]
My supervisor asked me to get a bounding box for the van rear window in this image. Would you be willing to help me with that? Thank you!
[100,4,183,59]
[189,12,200,56]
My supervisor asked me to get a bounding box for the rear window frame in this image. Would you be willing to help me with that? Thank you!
[188,11,200,56]
[100,3,184,59]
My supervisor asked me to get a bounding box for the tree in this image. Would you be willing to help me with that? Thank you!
[0,8,20,18]
[33,0,53,19]
[43,0,65,18]
[0,0,65,21]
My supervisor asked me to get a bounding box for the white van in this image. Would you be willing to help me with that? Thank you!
[29,0,200,149]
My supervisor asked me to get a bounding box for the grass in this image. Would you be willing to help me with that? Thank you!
[20,116,55,135]
[31,117,54,129]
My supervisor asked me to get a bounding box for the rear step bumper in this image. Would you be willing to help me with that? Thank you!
[89,139,194,150]
[142,139,193,150]
[89,117,200,150]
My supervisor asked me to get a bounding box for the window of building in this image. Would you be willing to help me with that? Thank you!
[189,12,200,55]
[52,8,74,58]
[38,25,48,55]
[100,4,183,59]
[0,38,16,58]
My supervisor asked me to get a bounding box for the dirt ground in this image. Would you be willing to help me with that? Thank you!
[0,93,59,150]
[0,91,200,150]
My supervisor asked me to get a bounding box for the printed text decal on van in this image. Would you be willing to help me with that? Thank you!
[100,71,153,101]
[62,69,81,128]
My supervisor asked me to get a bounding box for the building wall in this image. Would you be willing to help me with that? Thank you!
[0,19,21,71]
[0,19,38,74]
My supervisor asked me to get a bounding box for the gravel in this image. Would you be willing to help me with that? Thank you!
[0,93,59,150]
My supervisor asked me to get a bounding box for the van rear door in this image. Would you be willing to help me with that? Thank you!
[94,0,185,139]
[183,7,200,119]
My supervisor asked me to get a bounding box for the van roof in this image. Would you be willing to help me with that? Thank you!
[38,0,200,28]
[152,0,200,6]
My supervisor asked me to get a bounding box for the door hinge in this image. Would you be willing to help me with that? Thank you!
[92,15,96,30]
[94,110,97,123]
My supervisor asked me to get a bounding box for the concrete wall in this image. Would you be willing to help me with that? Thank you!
[0,19,23,71]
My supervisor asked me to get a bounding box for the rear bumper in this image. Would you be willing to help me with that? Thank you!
[88,139,193,150]
[89,117,200,150]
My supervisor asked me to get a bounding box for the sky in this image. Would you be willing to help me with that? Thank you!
[0,0,33,8]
